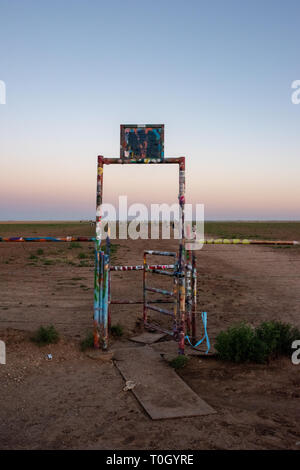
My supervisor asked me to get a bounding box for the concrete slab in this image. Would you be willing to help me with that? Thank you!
[114,346,215,420]
[129,332,166,344]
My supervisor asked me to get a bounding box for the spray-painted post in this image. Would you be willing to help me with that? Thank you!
[178,157,186,354]
[94,155,104,349]
[191,252,197,343]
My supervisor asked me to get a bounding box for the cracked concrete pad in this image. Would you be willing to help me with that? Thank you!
[114,345,215,420]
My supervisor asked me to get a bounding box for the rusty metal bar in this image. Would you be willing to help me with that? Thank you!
[1,237,298,245]
[144,250,177,257]
[144,322,174,336]
[145,286,174,296]
[146,268,175,277]
[145,304,173,316]
[102,157,183,165]
[110,264,175,271]
[111,300,173,304]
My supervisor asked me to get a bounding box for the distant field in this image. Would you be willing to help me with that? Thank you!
[0,222,95,237]
[204,221,300,240]
[0,221,300,241]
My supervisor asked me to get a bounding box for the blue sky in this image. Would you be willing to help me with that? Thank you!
[0,0,300,220]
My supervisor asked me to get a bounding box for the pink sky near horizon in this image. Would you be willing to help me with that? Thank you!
[1,156,300,221]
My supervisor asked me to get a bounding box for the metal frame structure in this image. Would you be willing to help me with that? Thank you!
[2,125,299,356]
[93,155,190,353]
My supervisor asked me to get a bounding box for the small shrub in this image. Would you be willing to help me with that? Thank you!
[215,321,300,363]
[215,323,268,363]
[256,321,300,357]
[29,254,38,260]
[36,248,44,256]
[110,323,123,337]
[78,252,87,259]
[43,259,54,265]
[169,355,189,370]
[80,331,94,351]
[31,325,59,346]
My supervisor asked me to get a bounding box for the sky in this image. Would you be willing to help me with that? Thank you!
[0,0,300,220]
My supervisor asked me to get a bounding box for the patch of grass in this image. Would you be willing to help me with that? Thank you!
[43,259,55,265]
[215,321,300,363]
[71,277,83,281]
[78,252,87,259]
[169,355,189,370]
[69,241,82,249]
[31,325,59,346]
[29,254,38,260]
[110,323,124,337]
[36,248,44,256]
[78,260,88,267]
[80,331,94,351]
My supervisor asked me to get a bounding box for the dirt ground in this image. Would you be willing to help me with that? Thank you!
[0,222,299,450]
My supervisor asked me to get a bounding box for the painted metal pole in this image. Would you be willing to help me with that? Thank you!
[0,237,298,245]
[144,250,177,257]
[0,236,97,242]
[94,246,100,347]
[94,155,104,348]
[98,251,104,343]
[106,233,111,333]
[145,304,173,316]
[143,251,147,325]
[102,253,109,349]
[102,157,183,165]
[191,239,300,245]
[110,264,175,271]
[178,157,186,355]
[173,267,178,337]
[191,252,197,343]
[146,268,176,277]
[185,224,193,336]
[185,259,192,336]
[111,300,173,304]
